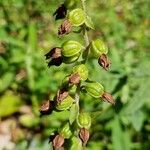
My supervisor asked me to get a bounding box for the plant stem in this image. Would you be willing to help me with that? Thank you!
[75,0,90,106]
[81,0,90,63]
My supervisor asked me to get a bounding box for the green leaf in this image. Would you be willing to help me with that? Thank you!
[0,72,14,92]
[69,103,79,124]
[128,110,145,131]
[19,114,40,128]
[112,116,131,150]
[85,15,95,30]
[121,79,150,115]
[0,91,22,117]
[69,136,82,150]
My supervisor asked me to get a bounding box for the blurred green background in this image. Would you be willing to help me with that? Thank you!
[0,0,150,149]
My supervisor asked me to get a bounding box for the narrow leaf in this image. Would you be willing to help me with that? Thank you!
[69,103,79,124]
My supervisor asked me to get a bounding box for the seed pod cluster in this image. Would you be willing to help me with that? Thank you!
[43,1,115,149]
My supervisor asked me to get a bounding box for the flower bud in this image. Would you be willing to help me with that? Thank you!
[56,95,74,111]
[72,64,88,81]
[62,52,80,64]
[62,40,83,58]
[77,112,91,129]
[90,39,108,58]
[53,4,67,20]
[68,8,85,26]
[84,82,104,98]
[60,123,72,139]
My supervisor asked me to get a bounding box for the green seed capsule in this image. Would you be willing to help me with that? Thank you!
[77,112,91,129]
[68,8,85,26]
[72,64,88,81]
[63,53,80,64]
[90,39,108,58]
[56,95,73,111]
[62,40,83,57]
[84,82,104,98]
[60,123,72,139]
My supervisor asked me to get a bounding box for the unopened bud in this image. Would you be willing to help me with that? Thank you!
[79,128,90,146]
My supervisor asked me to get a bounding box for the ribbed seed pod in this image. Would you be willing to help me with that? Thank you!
[68,8,85,26]
[63,52,80,64]
[56,95,74,110]
[77,112,91,129]
[62,40,83,57]
[84,82,104,98]
[90,39,108,58]
[72,64,88,81]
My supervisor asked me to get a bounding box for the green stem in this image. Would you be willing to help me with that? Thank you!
[75,0,90,109]
[81,0,90,63]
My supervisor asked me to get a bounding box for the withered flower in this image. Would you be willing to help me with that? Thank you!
[58,20,72,36]
[53,4,67,20]
[49,134,65,150]
[56,89,68,103]
[101,92,115,105]
[98,54,111,71]
[69,73,80,85]
[79,128,90,146]
[40,100,54,115]
[45,47,62,67]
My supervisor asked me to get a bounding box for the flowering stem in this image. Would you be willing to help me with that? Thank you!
[74,0,89,106]
[81,0,90,63]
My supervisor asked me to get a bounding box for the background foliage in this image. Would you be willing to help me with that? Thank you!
[0,0,150,149]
